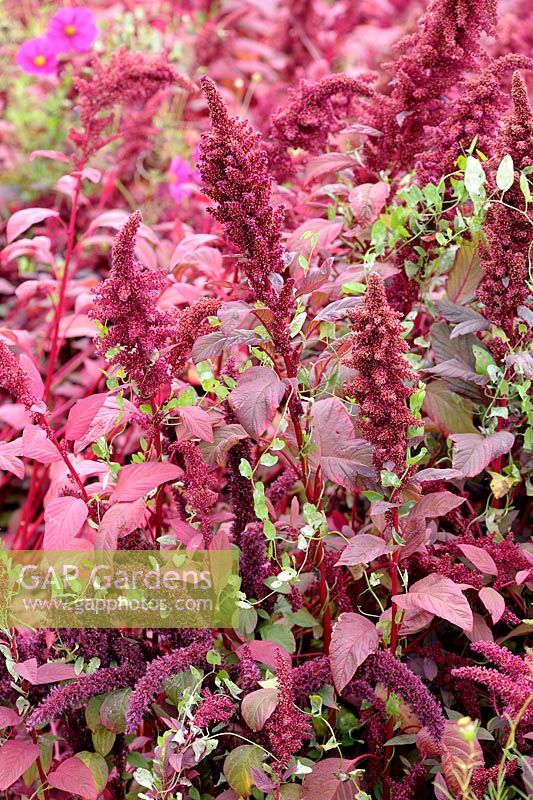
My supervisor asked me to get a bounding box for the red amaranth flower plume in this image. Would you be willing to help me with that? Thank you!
[171,440,217,545]
[264,649,312,768]
[192,688,234,728]
[126,640,211,733]
[267,73,374,181]
[169,297,222,375]
[238,643,261,693]
[70,48,194,164]
[268,74,375,180]
[28,644,145,729]
[198,77,296,362]
[477,72,533,336]
[451,642,533,748]
[366,0,498,172]
[344,272,416,474]
[292,655,332,704]
[417,55,533,183]
[357,650,446,744]
[91,211,174,396]
[0,340,38,411]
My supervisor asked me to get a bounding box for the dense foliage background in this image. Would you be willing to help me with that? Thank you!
[0,1,532,798]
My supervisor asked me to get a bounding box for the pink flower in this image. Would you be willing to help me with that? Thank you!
[47,7,97,53]
[168,156,199,203]
[16,37,58,76]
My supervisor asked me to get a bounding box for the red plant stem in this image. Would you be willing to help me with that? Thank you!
[15,464,43,547]
[37,418,94,520]
[383,504,401,800]
[30,730,50,800]
[282,353,332,652]
[43,173,83,403]
[150,399,164,540]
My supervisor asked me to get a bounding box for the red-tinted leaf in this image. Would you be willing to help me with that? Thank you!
[228,367,285,439]
[0,440,25,479]
[437,300,489,338]
[287,219,343,258]
[451,431,515,477]
[0,707,21,728]
[19,354,44,401]
[43,496,88,549]
[441,720,484,797]
[191,331,226,362]
[111,463,184,503]
[349,181,389,227]
[47,755,98,800]
[22,425,61,464]
[315,296,362,321]
[302,757,361,800]
[457,545,498,576]
[305,153,357,184]
[412,468,463,484]
[380,605,435,636]
[199,423,249,467]
[66,393,109,441]
[16,658,76,685]
[236,641,291,670]
[329,612,379,692]
[7,208,60,243]
[30,149,70,163]
[446,242,483,304]
[73,395,135,455]
[241,687,278,731]
[95,499,149,550]
[1,236,54,266]
[86,210,158,244]
[336,534,391,567]
[423,380,477,435]
[311,397,375,488]
[428,358,487,385]
[466,612,494,642]
[13,658,38,684]
[394,575,473,631]
[479,587,505,623]
[295,258,333,297]
[33,662,77,684]
[0,738,40,790]
[416,491,465,518]
[179,406,214,442]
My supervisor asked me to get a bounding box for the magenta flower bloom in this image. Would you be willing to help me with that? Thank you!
[168,156,199,203]
[16,37,58,76]
[48,7,97,53]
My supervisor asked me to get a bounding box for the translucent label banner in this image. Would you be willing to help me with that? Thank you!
[0,550,240,629]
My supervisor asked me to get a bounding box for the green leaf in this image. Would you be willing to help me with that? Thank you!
[496,154,514,192]
[99,688,131,733]
[127,752,151,769]
[92,726,116,756]
[260,622,295,653]
[472,345,496,377]
[239,458,253,479]
[259,452,278,467]
[241,687,278,731]
[263,519,276,540]
[77,752,109,795]
[85,695,105,732]
[380,469,401,488]
[134,767,155,789]
[206,649,222,665]
[253,482,268,521]
[520,172,531,202]
[223,745,265,796]
[464,156,486,197]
